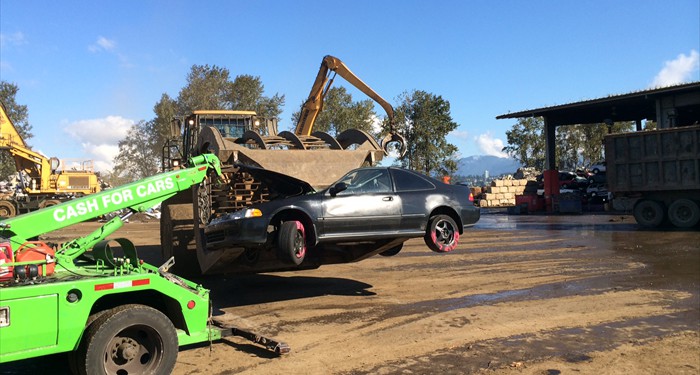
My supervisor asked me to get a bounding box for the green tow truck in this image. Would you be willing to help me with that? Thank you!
[0,154,288,374]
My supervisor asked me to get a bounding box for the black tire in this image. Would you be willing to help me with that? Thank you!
[379,242,403,257]
[278,221,306,265]
[592,168,600,174]
[0,201,16,218]
[424,214,460,253]
[67,310,110,374]
[667,199,700,228]
[72,304,178,375]
[39,199,61,209]
[633,199,665,228]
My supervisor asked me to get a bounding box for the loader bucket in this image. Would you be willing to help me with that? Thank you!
[196,126,385,189]
[232,148,383,189]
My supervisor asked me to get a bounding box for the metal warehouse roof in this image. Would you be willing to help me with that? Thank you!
[496,81,700,126]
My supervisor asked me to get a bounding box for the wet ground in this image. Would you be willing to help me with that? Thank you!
[2,211,699,374]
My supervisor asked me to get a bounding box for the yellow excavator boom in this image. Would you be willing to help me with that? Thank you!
[0,101,101,199]
[0,102,29,149]
[295,55,394,135]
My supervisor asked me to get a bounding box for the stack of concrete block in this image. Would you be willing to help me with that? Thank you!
[479,178,538,208]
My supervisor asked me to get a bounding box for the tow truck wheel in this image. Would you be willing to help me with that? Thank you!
[74,304,178,375]
[278,221,306,265]
[424,214,460,253]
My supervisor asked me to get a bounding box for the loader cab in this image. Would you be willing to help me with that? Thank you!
[162,110,279,171]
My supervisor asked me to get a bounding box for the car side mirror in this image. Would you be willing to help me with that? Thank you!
[329,182,348,197]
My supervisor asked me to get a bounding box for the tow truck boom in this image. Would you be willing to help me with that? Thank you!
[4,154,221,250]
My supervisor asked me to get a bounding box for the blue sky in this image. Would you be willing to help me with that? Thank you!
[1,0,699,172]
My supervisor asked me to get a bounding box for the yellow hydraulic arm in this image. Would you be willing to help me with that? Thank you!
[0,102,100,195]
[294,55,406,155]
[0,102,50,191]
[295,55,396,136]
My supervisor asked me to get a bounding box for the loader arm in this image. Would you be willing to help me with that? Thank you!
[294,56,406,155]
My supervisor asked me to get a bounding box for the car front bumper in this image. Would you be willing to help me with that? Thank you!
[204,217,269,250]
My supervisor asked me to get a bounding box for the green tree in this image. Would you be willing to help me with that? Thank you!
[153,93,179,148]
[112,120,161,180]
[291,87,376,135]
[112,65,284,181]
[228,75,285,119]
[177,65,232,112]
[503,117,546,170]
[503,117,635,170]
[556,125,583,170]
[391,90,458,176]
[0,81,33,180]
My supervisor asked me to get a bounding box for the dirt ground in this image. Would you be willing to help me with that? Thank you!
[4,211,699,374]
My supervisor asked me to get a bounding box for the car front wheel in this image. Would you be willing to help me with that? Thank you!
[278,221,306,265]
[424,214,459,253]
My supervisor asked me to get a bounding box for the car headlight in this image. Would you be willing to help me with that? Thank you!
[244,208,262,218]
[210,208,263,224]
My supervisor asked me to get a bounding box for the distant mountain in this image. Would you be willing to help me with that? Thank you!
[456,155,521,177]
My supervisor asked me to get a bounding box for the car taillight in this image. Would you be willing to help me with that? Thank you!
[468,193,474,202]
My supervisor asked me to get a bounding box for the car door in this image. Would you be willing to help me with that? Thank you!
[389,168,436,231]
[320,169,401,239]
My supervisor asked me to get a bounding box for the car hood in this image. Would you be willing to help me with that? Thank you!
[235,162,316,199]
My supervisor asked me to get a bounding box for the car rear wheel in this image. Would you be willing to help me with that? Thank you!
[424,214,459,253]
[379,242,403,257]
[278,221,306,265]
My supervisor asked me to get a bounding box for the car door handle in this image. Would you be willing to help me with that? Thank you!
[382,196,393,201]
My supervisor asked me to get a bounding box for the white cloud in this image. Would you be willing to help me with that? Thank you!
[449,129,469,140]
[89,36,116,52]
[0,31,27,47]
[87,36,133,68]
[370,114,383,134]
[64,116,133,171]
[474,132,508,158]
[650,50,700,88]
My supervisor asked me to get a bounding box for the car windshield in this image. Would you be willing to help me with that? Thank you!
[332,169,392,194]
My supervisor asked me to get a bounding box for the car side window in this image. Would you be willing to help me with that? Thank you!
[337,169,392,195]
[390,169,435,192]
